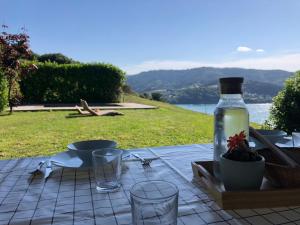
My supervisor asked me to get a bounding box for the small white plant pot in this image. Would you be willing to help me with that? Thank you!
[220,154,265,191]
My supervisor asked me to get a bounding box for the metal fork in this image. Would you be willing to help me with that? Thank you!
[132,153,153,167]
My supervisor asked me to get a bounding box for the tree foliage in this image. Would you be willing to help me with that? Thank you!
[122,84,133,94]
[0,70,8,111]
[37,53,76,64]
[269,71,300,133]
[151,92,163,101]
[0,25,36,113]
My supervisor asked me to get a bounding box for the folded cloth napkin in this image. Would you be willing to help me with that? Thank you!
[30,160,53,180]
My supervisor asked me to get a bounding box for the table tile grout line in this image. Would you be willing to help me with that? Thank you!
[0,158,33,206]
[0,159,14,173]
[72,169,77,225]
[262,209,300,224]
[0,159,23,186]
[141,147,294,225]
[0,158,21,172]
[280,209,300,223]
[108,190,121,225]
[108,154,120,223]
[3,146,300,225]
[233,207,300,224]
[148,147,240,225]
[240,211,285,224]
[141,181,163,224]
[147,148,191,183]
[157,145,273,224]
[50,168,64,225]
[148,148,212,224]
[0,157,48,176]
[214,210,235,223]
[119,180,132,224]
[28,168,52,224]
[246,215,292,225]
[88,169,96,225]
[7,159,37,224]
[153,182,166,224]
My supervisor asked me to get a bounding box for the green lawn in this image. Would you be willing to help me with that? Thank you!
[0,95,215,159]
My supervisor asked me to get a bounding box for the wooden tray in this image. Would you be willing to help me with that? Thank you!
[258,148,300,188]
[192,161,300,209]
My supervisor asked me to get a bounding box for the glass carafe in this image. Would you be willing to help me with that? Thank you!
[213,77,249,180]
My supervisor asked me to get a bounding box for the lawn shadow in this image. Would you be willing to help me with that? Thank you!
[65,113,93,119]
[0,112,11,117]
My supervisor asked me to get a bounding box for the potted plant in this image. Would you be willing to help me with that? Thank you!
[220,131,265,191]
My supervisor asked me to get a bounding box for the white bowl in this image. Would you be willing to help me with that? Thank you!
[67,140,118,166]
[67,140,117,151]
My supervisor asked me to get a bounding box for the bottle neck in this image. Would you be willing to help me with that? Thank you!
[220,94,243,100]
[217,94,246,107]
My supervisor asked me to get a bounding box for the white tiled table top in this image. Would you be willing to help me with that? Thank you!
[0,144,299,225]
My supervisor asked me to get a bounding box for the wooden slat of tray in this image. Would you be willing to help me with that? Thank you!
[192,161,300,209]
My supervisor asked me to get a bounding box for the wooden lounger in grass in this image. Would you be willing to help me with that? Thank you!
[75,105,90,115]
[78,100,124,116]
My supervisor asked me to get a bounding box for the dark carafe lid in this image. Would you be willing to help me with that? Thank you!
[219,77,244,94]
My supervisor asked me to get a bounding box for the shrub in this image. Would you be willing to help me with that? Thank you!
[20,62,126,104]
[0,70,8,112]
[269,71,300,134]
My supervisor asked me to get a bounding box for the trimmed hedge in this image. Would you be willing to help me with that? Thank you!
[20,62,126,104]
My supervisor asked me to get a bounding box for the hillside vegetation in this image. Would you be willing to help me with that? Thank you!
[127,67,291,103]
[157,80,282,104]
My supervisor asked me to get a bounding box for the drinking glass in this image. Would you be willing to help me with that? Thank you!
[292,132,300,147]
[130,180,179,225]
[92,148,122,192]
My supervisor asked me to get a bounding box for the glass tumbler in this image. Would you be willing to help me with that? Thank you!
[293,132,300,147]
[130,180,179,225]
[92,148,122,192]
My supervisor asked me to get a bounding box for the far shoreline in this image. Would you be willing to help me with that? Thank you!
[176,103,272,124]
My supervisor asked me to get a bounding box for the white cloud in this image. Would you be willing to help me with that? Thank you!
[237,46,252,52]
[124,53,300,75]
[256,49,265,53]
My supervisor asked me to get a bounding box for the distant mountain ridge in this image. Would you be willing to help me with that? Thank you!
[127,67,292,103]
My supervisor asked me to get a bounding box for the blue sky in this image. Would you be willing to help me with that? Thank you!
[2,0,300,74]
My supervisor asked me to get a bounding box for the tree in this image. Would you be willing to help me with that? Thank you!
[122,84,133,94]
[27,52,39,61]
[0,69,8,111]
[269,71,300,134]
[151,92,163,101]
[0,25,37,113]
[37,53,75,64]
[140,93,150,99]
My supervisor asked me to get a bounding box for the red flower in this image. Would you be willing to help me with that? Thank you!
[227,131,246,152]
